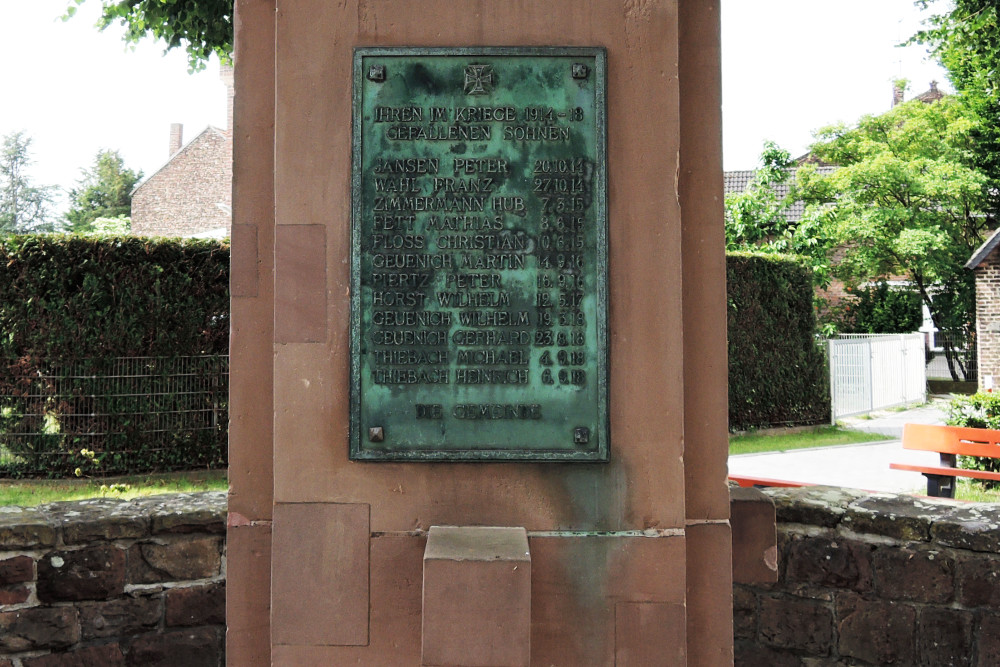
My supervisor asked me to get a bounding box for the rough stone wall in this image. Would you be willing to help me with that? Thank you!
[5,486,998,665]
[736,486,1000,666]
[0,492,225,666]
[131,129,232,238]
[975,255,1000,389]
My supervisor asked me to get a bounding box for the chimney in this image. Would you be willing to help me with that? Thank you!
[220,63,235,133]
[930,80,939,94]
[892,82,905,107]
[169,123,184,156]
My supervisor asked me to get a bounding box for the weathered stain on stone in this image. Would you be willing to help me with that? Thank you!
[873,546,955,604]
[835,593,916,665]
[78,596,161,640]
[127,537,223,584]
[0,507,57,549]
[42,498,150,545]
[765,485,867,528]
[784,534,874,593]
[134,492,227,535]
[931,503,1000,552]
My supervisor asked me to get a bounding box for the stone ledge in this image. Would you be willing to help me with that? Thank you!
[0,492,226,549]
[761,486,1000,551]
[0,507,58,549]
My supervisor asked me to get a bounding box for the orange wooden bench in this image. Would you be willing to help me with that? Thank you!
[890,423,1000,498]
[729,474,813,489]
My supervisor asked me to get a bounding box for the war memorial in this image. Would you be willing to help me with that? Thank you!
[226,1,732,663]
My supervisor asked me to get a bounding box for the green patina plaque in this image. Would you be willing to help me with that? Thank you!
[350,47,608,461]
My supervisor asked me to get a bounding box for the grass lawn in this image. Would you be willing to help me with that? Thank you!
[951,479,1000,502]
[902,479,1000,502]
[0,470,228,507]
[730,426,889,455]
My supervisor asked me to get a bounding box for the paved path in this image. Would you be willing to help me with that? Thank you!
[837,397,952,439]
[728,398,951,494]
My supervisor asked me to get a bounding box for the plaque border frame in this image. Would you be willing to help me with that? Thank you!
[349,46,609,462]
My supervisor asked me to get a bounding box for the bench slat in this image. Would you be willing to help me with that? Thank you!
[901,423,1000,458]
[729,475,811,489]
[890,462,1000,482]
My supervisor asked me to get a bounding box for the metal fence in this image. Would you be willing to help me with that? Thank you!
[925,332,978,381]
[0,355,228,477]
[828,334,926,421]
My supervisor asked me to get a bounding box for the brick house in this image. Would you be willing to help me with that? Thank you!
[130,66,234,238]
[966,229,1000,388]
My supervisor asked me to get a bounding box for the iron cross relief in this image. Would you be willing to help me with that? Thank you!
[464,64,494,95]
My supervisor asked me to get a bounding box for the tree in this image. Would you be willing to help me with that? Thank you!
[89,216,132,235]
[66,0,233,71]
[911,1,1000,217]
[837,281,924,334]
[725,141,794,248]
[725,141,834,287]
[800,95,989,380]
[65,150,142,233]
[0,132,57,234]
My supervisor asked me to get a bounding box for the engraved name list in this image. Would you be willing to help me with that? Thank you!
[351,48,608,461]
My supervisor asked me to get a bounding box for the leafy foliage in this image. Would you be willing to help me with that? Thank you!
[800,96,988,380]
[66,0,233,71]
[0,236,230,477]
[947,391,1000,430]
[837,282,924,334]
[89,216,131,235]
[65,150,142,233]
[0,132,57,234]
[911,1,1000,218]
[728,252,830,430]
[946,392,1000,483]
[726,142,795,248]
[910,2,1000,378]
[725,142,835,287]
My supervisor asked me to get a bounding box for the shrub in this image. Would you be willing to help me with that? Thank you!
[946,392,1000,485]
[728,252,830,430]
[837,281,923,334]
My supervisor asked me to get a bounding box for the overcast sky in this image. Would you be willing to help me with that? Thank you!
[0,1,949,215]
[0,1,228,215]
[722,0,949,169]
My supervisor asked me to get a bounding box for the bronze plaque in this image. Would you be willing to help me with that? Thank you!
[350,47,608,461]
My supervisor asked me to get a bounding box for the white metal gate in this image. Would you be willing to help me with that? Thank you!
[828,334,926,421]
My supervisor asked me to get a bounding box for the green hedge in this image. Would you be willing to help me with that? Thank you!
[0,235,230,477]
[728,252,830,430]
[1,238,828,469]
[0,235,228,358]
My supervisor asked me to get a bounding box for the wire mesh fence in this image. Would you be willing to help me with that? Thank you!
[925,332,978,381]
[0,355,228,478]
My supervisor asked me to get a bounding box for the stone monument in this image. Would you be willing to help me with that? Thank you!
[227,1,731,664]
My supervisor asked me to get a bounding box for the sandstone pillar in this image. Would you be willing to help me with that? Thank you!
[227,1,731,664]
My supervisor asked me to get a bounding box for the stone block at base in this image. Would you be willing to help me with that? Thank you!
[731,487,778,584]
[422,526,531,667]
